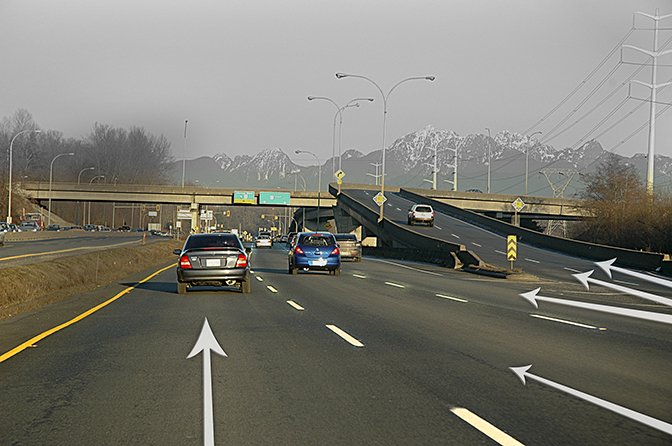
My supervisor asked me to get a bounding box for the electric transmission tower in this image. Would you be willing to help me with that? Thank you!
[540,168,577,237]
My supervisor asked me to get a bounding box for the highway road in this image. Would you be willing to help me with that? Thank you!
[1,246,670,445]
[0,232,162,267]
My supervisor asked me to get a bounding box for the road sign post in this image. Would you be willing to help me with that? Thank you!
[507,235,517,270]
[511,197,526,227]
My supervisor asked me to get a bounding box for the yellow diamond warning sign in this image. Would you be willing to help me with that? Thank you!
[507,235,517,261]
[373,192,387,206]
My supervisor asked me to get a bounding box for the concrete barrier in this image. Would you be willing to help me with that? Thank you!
[399,188,665,271]
[362,247,457,268]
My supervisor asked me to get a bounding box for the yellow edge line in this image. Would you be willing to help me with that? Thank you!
[0,239,142,262]
[0,262,176,363]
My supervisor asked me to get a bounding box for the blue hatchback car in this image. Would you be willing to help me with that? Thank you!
[288,232,341,275]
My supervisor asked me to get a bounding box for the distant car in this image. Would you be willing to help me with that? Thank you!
[174,232,251,294]
[46,224,61,231]
[83,224,97,231]
[466,188,483,193]
[288,232,341,275]
[334,233,362,262]
[407,204,435,226]
[117,225,131,232]
[8,224,18,232]
[255,232,272,249]
[17,221,40,232]
[0,222,9,233]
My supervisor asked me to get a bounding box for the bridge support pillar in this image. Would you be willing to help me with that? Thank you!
[190,202,200,232]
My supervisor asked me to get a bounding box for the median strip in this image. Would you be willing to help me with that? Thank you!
[326,325,364,348]
[450,407,525,446]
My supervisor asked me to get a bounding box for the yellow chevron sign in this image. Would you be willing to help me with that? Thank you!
[507,235,517,261]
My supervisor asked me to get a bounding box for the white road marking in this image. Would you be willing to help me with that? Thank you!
[436,293,469,303]
[266,285,278,293]
[352,273,367,279]
[614,279,639,287]
[450,407,525,446]
[326,325,364,348]
[255,276,264,282]
[451,233,461,239]
[524,258,540,264]
[563,267,581,273]
[434,225,442,230]
[387,203,393,207]
[367,258,443,276]
[385,281,405,288]
[396,207,402,211]
[530,314,605,330]
[471,242,482,247]
[250,270,255,274]
[495,250,506,255]
[286,300,304,311]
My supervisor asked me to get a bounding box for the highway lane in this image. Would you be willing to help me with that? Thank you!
[1,246,670,445]
[346,189,653,284]
[0,232,161,267]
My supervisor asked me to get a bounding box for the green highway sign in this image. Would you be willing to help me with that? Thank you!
[233,191,256,204]
[258,191,291,205]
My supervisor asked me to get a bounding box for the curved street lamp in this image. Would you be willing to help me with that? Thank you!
[47,152,75,227]
[336,73,435,222]
[78,167,95,184]
[295,150,321,229]
[307,96,374,176]
[86,175,105,225]
[6,129,41,224]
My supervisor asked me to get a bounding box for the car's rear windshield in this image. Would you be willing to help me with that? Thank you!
[415,206,433,213]
[299,234,335,247]
[335,234,357,241]
[185,234,242,250]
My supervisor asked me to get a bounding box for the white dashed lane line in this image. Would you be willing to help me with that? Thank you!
[451,233,461,239]
[385,281,405,288]
[266,285,279,293]
[530,314,605,330]
[434,225,442,230]
[255,276,264,282]
[495,250,506,255]
[436,293,469,303]
[286,300,305,311]
[326,325,365,348]
[471,242,482,247]
[524,258,540,264]
[352,274,367,279]
[450,407,525,446]
[396,207,402,211]
[563,267,581,273]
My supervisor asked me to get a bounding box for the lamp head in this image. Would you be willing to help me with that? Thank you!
[307,96,316,101]
[426,76,436,81]
[35,129,42,134]
[67,152,75,156]
[335,73,347,79]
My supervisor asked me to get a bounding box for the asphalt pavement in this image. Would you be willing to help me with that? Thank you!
[1,246,670,445]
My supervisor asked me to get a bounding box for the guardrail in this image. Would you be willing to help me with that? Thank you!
[399,188,664,271]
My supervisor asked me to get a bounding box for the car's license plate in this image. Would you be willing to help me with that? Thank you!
[206,259,220,267]
[310,259,327,266]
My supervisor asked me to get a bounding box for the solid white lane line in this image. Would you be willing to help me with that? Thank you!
[524,258,540,264]
[385,281,405,288]
[471,242,482,247]
[286,300,304,311]
[614,279,639,287]
[451,233,461,239]
[367,258,443,276]
[352,273,367,279]
[530,314,604,330]
[450,407,525,446]
[434,225,443,230]
[563,267,580,273]
[266,285,278,293]
[326,325,364,348]
[436,293,469,303]
[255,276,264,282]
[495,250,506,255]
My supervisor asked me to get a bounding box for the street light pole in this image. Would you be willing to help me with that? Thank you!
[295,150,321,230]
[485,128,492,194]
[47,152,75,227]
[182,120,188,188]
[336,73,435,223]
[6,129,40,224]
[526,131,542,195]
[87,175,105,225]
[77,167,95,226]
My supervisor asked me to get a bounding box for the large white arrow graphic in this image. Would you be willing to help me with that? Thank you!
[520,288,672,325]
[573,270,672,308]
[595,258,672,289]
[510,365,672,436]
[188,318,227,446]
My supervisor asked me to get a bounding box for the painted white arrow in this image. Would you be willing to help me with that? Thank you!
[520,288,672,325]
[573,270,672,308]
[510,364,672,436]
[188,318,227,446]
[595,258,672,289]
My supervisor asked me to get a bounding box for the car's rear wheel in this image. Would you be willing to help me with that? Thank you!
[177,282,187,294]
[333,267,341,276]
[241,279,251,293]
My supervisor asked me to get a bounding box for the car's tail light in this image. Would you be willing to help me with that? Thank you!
[331,247,340,255]
[294,246,304,255]
[179,254,192,269]
[235,253,248,268]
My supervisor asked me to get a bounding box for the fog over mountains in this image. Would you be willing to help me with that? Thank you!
[171,126,672,198]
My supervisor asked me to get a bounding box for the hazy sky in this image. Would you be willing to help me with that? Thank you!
[1,0,671,167]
